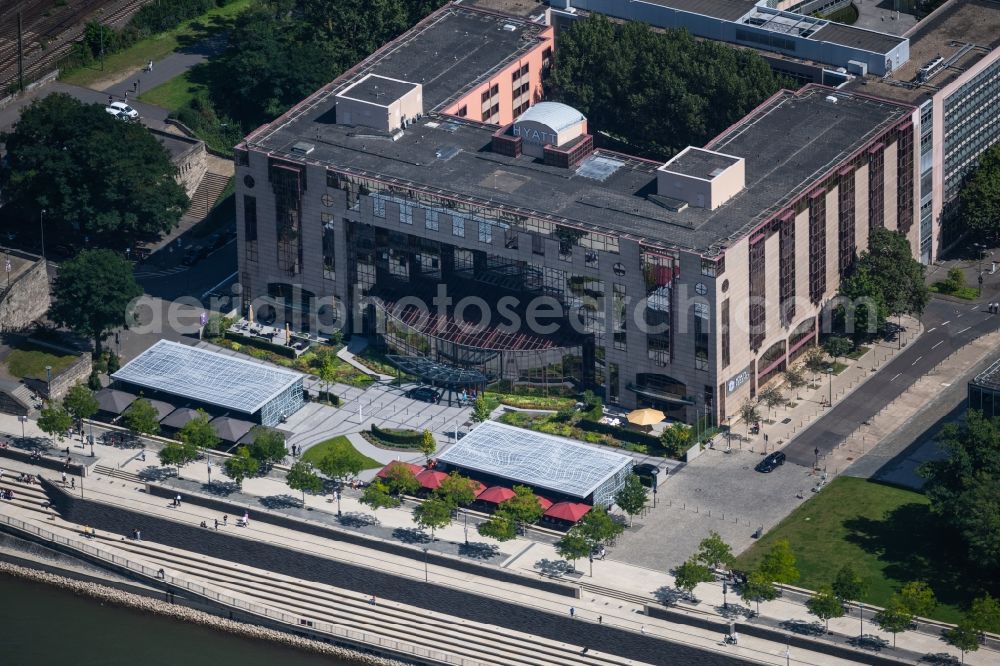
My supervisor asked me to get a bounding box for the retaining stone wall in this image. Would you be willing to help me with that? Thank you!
[44,480,750,666]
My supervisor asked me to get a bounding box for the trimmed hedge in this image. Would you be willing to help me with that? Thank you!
[223,330,298,358]
[370,424,423,447]
[577,419,661,448]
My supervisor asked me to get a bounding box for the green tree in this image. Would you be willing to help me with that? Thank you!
[696,531,735,572]
[803,346,828,379]
[898,581,937,618]
[673,557,714,598]
[959,142,1000,242]
[873,595,914,648]
[968,594,1000,634]
[319,446,364,487]
[921,411,1000,570]
[471,393,491,422]
[37,403,72,442]
[757,385,787,420]
[824,336,853,363]
[806,586,845,632]
[224,446,260,489]
[381,463,419,497]
[48,249,143,355]
[435,471,477,509]
[832,564,866,605]
[420,429,436,458]
[500,485,545,534]
[124,398,160,437]
[286,460,323,505]
[740,569,779,615]
[837,228,928,341]
[738,400,761,435]
[360,480,400,522]
[317,355,337,403]
[660,422,692,458]
[248,427,287,467]
[946,619,981,664]
[412,496,452,540]
[87,368,102,391]
[158,441,198,475]
[577,504,624,547]
[477,510,518,542]
[614,474,648,526]
[546,15,789,159]
[784,367,807,398]
[555,529,592,571]
[63,384,99,430]
[177,409,220,450]
[759,538,799,584]
[0,94,187,250]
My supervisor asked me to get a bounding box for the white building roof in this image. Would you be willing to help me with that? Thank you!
[515,101,585,133]
[437,420,633,499]
[112,340,303,415]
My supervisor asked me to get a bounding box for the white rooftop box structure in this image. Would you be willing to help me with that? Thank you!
[336,73,423,132]
[657,146,746,210]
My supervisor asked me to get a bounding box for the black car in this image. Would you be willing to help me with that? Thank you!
[633,463,661,487]
[405,386,440,403]
[755,451,786,473]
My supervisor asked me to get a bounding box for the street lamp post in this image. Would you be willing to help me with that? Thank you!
[814,446,820,470]
[826,367,833,407]
[462,508,468,544]
[423,547,429,582]
[336,489,342,517]
[207,453,212,485]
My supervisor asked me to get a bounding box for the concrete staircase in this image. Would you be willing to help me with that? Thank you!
[0,475,56,519]
[93,465,143,484]
[182,172,230,222]
[96,536,640,666]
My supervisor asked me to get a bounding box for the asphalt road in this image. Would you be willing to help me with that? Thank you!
[784,297,1000,465]
[135,238,237,303]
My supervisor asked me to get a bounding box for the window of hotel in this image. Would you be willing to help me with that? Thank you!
[613,283,627,351]
[452,215,465,238]
[400,201,413,225]
[749,239,766,352]
[700,258,718,277]
[838,169,856,276]
[897,124,914,235]
[512,69,520,83]
[808,191,826,303]
[694,302,710,372]
[454,248,475,273]
[643,253,673,365]
[490,103,499,118]
[372,196,385,218]
[243,195,258,263]
[457,105,467,118]
[868,145,885,230]
[609,363,620,403]
[425,209,439,231]
[779,213,795,324]
[482,109,491,122]
[481,91,490,104]
[490,83,498,97]
[721,298,730,369]
[322,217,336,281]
[272,163,303,276]
[478,220,492,244]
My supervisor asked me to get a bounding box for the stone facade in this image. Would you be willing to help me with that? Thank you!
[150,128,207,198]
[0,250,50,333]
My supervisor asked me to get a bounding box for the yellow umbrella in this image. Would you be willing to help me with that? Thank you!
[627,408,665,426]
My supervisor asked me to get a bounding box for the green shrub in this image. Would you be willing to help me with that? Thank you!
[370,424,423,447]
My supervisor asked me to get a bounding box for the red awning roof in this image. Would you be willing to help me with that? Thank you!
[478,486,516,504]
[544,502,592,522]
[376,461,423,479]
[536,496,554,511]
[416,469,449,490]
[470,480,487,497]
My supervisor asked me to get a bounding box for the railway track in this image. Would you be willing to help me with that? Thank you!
[0,0,147,93]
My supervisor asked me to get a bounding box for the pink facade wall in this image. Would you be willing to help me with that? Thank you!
[440,25,554,126]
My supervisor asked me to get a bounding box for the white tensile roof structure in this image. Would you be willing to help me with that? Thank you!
[112,340,303,421]
[437,420,633,505]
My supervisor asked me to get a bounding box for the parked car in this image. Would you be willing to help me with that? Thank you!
[755,451,786,473]
[108,101,139,119]
[405,386,440,403]
[104,107,129,121]
[632,462,660,487]
[182,244,208,266]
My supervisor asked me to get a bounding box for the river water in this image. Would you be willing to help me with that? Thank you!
[0,573,355,665]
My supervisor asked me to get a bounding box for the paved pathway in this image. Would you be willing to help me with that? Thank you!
[102,33,226,97]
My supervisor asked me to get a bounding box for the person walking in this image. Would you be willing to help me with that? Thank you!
[569,607,575,619]
[223,515,228,527]
[147,59,153,72]
[71,478,75,489]
[175,494,182,507]
[61,471,67,486]
[214,519,219,530]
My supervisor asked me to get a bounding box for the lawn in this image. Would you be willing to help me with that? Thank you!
[930,281,979,300]
[485,392,576,411]
[6,346,78,380]
[734,476,989,623]
[138,69,208,112]
[61,0,253,87]
[300,436,381,470]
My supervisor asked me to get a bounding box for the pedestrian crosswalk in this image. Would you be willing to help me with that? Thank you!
[133,265,188,279]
